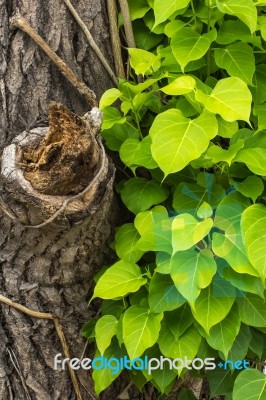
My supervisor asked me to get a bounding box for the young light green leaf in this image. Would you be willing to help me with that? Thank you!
[171,249,217,302]
[93,260,147,300]
[171,28,217,71]
[172,214,213,253]
[128,48,161,75]
[148,273,185,313]
[95,315,118,355]
[160,76,196,95]
[123,305,163,359]
[119,136,158,170]
[196,77,252,123]
[150,110,218,177]
[233,369,266,400]
[217,116,238,139]
[241,204,266,279]
[153,0,190,28]
[191,278,235,334]
[158,324,201,362]
[197,202,213,219]
[207,141,244,165]
[233,148,266,175]
[134,206,173,254]
[102,106,126,130]
[120,178,169,214]
[115,223,144,263]
[214,42,255,84]
[99,88,121,110]
[216,0,257,33]
[232,176,264,203]
[128,0,150,20]
[205,303,241,358]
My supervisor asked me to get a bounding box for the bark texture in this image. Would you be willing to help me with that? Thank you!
[0,0,113,146]
[0,0,122,399]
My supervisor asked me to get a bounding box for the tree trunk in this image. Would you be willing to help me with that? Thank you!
[0,0,121,399]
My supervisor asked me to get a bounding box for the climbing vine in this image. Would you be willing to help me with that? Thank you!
[85,1,266,398]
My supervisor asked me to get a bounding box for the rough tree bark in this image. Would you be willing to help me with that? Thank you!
[0,0,122,399]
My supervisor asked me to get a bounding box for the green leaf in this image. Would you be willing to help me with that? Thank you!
[101,106,126,130]
[123,305,163,359]
[207,369,235,397]
[128,48,161,75]
[226,323,252,361]
[241,204,266,279]
[115,223,144,263]
[134,206,173,253]
[158,324,201,363]
[153,0,190,28]
[233,148,266,176]
[253,103,266,131]
[99,89,121,110]
[178,388,197,400]
[249,328,265,359]
[92,260,147,300]
[95,315,118,355]
[214,43,255,84]
[213,192,259,277]
[219,263,265,298]
[164,304,194,339]
[216,0,257,33]
[119,136,158,170]
[197,201,213,219]
[101,121,139,151]
[120,178,169,214]
[133,20,164,51]
[171,249,217,302]
[216,20,262,47]
[237,294,266,327]
[196,77,252,123]
[160,76,196,95]
[233,369,266,400]
[252,65,266,105]
[172,214,213,253]
[207,141,244,165]
[191,277,235,334]
[232,176,264,203]
[205,303,241,358]
[150,110,218,177]
[151,366,177,394]
[217,116,238,139]
[171,28,217,71]
[173,181,225,216]
[148,273,185,313]
[128,0,150,20]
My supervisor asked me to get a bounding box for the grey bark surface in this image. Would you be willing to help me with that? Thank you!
[0,0,123,399]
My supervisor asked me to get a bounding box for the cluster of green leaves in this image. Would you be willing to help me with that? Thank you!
[85,0,266,398]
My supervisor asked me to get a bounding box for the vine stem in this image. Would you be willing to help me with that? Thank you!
[0,294,83,400]
[107,0,126,78]
[206,0,212,77]
[118,0,136,48]
[10,15,97,108]
[63,0,118,86]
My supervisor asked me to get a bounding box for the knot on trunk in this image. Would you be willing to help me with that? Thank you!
[0,103,114,228]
